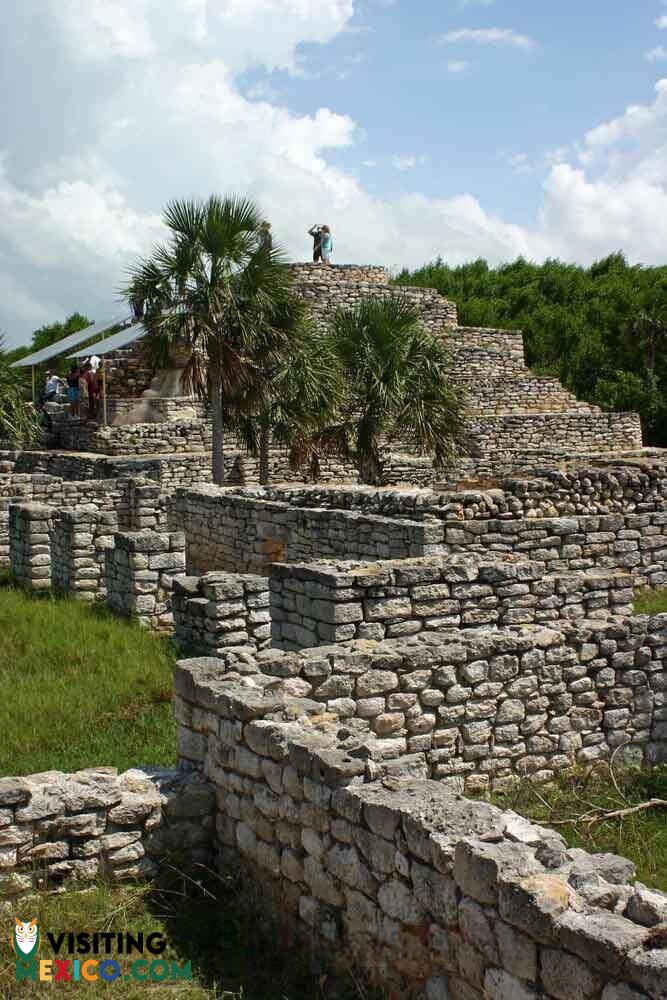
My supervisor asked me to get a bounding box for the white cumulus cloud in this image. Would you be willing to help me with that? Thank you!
[439,27,536,50]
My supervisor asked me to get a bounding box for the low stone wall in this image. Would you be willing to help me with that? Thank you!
[269,555,634,651]
[51,506,104,599]
[0,474,135,568]
[467,411,644,457]
[228,457,667,519]
[445,511,667,587]
[206,614,667,781]
[176,487,445,575]
[0,767,214,903]
[459,375,594,415]
[173,572,271,655]
[8,503,53,589]
[52,418,213,456]
[106,396,207,425]
[175,657,667,999]
[104,530,186,628]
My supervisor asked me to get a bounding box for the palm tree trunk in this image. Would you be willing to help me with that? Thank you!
[259,424,270,486]
[210,369,225,486]
[358,450,382,486]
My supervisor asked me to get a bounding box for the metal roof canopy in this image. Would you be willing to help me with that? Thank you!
[66,321,146,358]
[11,315,132,368]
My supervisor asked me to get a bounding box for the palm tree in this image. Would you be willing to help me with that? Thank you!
[321,296,466,484]
[232,323,343,485]
[0,338,40,447]
[125,196,299,485]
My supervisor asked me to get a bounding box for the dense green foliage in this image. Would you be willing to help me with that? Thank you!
[395,253,667,446]
[0,578,176,775]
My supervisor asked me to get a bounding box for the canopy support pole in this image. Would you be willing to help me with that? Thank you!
[102,365,107,426]
[31,366,35,405]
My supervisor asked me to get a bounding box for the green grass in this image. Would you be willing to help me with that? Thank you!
[485,765,667,892]
[0,579,177,776]
[0,867,373,1000]
[634,586,667,615]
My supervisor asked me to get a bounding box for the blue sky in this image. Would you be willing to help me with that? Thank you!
[1,0,666,346]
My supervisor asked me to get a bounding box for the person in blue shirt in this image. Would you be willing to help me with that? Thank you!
[320,225,333,265]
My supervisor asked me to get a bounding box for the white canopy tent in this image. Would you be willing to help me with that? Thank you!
[10,315,132,404]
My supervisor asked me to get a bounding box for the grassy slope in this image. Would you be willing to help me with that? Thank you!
[0,582,176,776]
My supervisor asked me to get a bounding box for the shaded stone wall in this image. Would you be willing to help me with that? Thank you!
[0,768,214,904]
[269,555,634,651]
[104,529,186,628]
[8,503,53,589]
[175,657,667,999]
[223,459,667,519]
[173,572,272,655]
[51,506,104,599]
[176,486,446,575]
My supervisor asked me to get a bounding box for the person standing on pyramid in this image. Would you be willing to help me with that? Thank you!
[308,223,323,263]
[320,225,333,265]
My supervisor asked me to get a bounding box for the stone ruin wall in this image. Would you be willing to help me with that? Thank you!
[172,657,667,999]
[2,451,667,995]
[0,767,214,903]
[175,485,446,575]
[268,555,635,650]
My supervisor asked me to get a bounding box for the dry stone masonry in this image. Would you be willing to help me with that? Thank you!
[0,767,214,904]
[173,572,272,655]
[172,658,667,998]
[1,264,666,997]
[268,555,634,650]
[104,529,186,629]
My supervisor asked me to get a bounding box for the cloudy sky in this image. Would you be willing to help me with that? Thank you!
[2,0,667,347]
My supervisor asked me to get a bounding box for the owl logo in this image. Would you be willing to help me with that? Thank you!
[12,918,39,960]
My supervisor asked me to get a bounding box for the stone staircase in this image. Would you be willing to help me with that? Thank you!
[287,266,644,463]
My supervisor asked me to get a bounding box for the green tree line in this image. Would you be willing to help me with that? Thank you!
[394,253,667,447]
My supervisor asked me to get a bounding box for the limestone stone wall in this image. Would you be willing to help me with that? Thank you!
[173,572,271,655]
[458,375,595,414]
[225,459,667,519]
[445,511,667,587]
[104,529,186,628]
[203,614,666,781]
[176,486,445,575]
[8,503,54,588]
[466,411,644,457]
[0,474,173,568]
[51,506,104,599]
[0,767,214,904]
[174,657,667,999]
[51,417,213,456]
[106,396,207,425]
[268,555,634,651]
[287,263,459,334]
